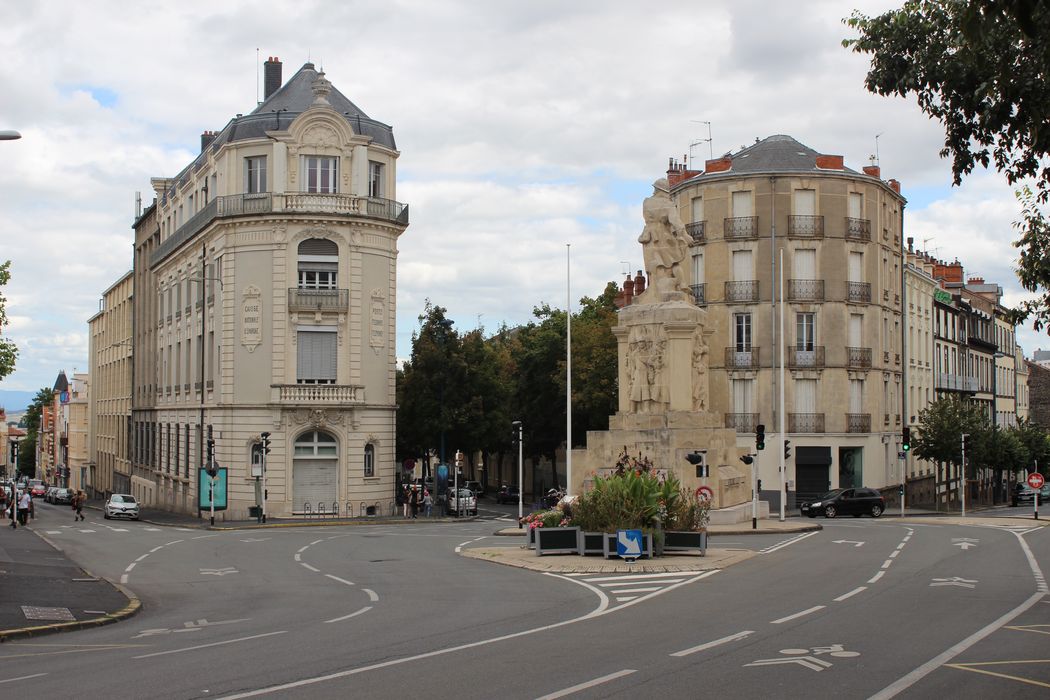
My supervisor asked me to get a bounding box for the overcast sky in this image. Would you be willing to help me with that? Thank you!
[0,0,1042,394]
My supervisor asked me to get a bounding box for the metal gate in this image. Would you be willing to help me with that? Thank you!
[293,459,336,512]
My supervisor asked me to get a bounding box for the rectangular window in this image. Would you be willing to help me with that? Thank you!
[732,378,753,414]
[796,312,815,351]
[848,192,863,219]
[691,251,704,285]
[690,196,704,223]
[794,249,816,279]
[369,161,384,198]
[245,156,267,194]
[732,190,753,217]
[298,267,338,289]
[297,328,337,384]
[795,379,817,413]
[304,156,338,193]
[849,379,864,414]
[734,313,752,351]
[794,189,816,216]
[732,250,752,281]
[848,252,864,282]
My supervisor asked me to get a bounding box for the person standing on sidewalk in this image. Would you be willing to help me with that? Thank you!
[17,489,31,526]
[423,488,433,517]
[409,485,419,519]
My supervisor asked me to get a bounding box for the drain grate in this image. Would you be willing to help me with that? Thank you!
[22,605,75,621]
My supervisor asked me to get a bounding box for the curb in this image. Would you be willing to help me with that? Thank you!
[492,523,823,537]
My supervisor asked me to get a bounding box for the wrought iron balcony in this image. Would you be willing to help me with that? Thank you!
[846,413,871,433]
[690,283,706,306]
[846,281,871,303]
[725,412,760,432]
[724,216,758,239]
[788,413,825,433]
[725,280,760,303]
[686,221,705,244]
[725,347,760,369]
[271,384,365,404]
[846,347,872,368]
[288,288,349,312]
[788,346,825,368]
[787,279,824,301]
[787,215,824,238]
[845,217,871,241]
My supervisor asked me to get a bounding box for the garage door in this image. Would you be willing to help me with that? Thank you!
[795,464,830,504]
[293,459,336,512]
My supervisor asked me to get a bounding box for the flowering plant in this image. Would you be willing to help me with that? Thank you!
[519,508,565,529]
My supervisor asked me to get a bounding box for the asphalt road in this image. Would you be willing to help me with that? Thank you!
[1,501,1046,699]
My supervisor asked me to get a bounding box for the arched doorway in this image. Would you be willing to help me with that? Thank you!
[292,430,338,512]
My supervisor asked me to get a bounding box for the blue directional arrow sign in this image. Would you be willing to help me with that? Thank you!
[617,529,643,558]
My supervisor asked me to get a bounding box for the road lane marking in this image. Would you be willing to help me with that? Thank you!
[889,551,900,559]
[598,580,683,588]
[670,630,754,657]
[133,631,287,659]
[363,588,379,602]
[120,574,128,584]
[608,586,662,594]
[324,606,372,624]
[585,571,702,583]
[135,554,150,562]
[771,606,825,624]
[294,553,301,561]
[834,587,867,602]
[868,571,885,583]
[760,531,819,554]
[300,563,320,573]
[944,660,1050,689]
[882,559,894,568]
[324,574,354,586]
[0,673,47,684]
[124,563,137,573]
[534,669,636,700]
[454,536,486,553]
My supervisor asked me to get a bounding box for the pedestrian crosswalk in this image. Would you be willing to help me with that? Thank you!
[42,523,162,535]
[562,570,718,604]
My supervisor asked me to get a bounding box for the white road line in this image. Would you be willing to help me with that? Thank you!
[771,605,825,624]
[834,586,867,602]
[133,631,288,659]
[297,546,309,554]
[882,559,894,568]
[294,553,301,562]
[300,563,320,573]
[454,536,486,553]
[670,630,754,657]
[584,571,705,583]
[896,542,906,550]
[868,571,885,583]
[45,530,61,535]
[616,596,638,602]
[165,539,184,546]
[324,606,372,624]
[889,551,900,559]
[309,539,323,546]
[598,579,683,588]
[363,588,379,602]
[534,669,637,700]
[761,531,819,554]
[124,563,137,573]
[325,574,355,586]
[0,673,47,684]
[607,586,662,594]
[135,553,150,562]
[150,546,163,553]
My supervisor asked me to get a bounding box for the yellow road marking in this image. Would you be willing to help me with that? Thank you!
[946,660,1050,690]
[1005,624,1050,636]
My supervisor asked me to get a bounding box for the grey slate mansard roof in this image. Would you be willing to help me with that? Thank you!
[166,63,396,192]
[699,134,861,177]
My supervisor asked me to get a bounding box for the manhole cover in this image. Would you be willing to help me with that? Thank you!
[21,605,75,621]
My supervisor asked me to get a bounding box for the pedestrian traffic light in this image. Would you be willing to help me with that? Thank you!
[756,424,766,451]
[206,438,215,463]
[902,427,911,452]
[784,440,792,460]
[260,431,271,454]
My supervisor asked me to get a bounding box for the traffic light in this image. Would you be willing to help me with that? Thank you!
[756,424,766,451]
[206,438,216,476]
[902,427,911,452]
[784,440,792,460]
[739,455,754,465]
[511,421,521,447]
[260,431,271,454]
[454,450,465,469]
[686,451,707,478]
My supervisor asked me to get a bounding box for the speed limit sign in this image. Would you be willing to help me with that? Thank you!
[1028,472,1045,490]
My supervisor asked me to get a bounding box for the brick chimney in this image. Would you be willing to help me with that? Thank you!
[968,276,985,285]
[264,56,283,100]
[666,157,702,187]
[200,130,217,152]
[705,155,732,174]
[934,259,964,284]
[815,154,844,170]
[633,269,646,296]
[863,165,881,178]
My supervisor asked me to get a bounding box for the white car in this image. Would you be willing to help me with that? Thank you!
[104,494,140,520]
[446,488,477,516]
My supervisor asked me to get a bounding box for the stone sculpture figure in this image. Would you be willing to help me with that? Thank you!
[692,328,709,412]
[638,178,690,299]
[627,325,668,412]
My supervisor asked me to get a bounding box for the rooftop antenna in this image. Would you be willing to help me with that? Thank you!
[689,120,713,167]
[620,261,631,276]
[874,132,883,166]
[922,237,934,254]
[256,48,260,105]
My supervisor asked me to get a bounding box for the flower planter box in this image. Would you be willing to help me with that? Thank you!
[602,532,652,560]
[579,531,606,556]
[663,530,708,556]
[535,526,582,555]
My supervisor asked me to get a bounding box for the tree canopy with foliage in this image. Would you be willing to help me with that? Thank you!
[845,1,1050,328]
[17,387,53,478]
[0,260,17,381]
[912,395,991,472]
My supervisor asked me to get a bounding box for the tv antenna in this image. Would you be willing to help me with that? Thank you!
[689,120,713,167]
[873,132,883,166]
[620,261,632,276]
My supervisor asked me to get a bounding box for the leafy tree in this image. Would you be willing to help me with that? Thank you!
[845,1,1050,327]
[17,387,53,479]
[514,303,568,490]
[570,283,619,445]
[1007,418,1050,473]
[0,260,17,380]
[913,396,991,493]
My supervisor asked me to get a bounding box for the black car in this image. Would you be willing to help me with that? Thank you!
[496,484,520,505]
[1012,483,1050,507]
[801,487,885,518]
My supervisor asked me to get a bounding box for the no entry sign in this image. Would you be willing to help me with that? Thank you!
[1028,472,1045,490]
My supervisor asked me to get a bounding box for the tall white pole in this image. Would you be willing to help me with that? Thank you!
[566,243,572,496]
[515,421,524,526]
[960,433,968,517]
[778,248,786,521]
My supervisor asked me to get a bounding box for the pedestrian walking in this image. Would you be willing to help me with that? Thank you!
[401,485,410,517]
[423,488,433,517]
[18,490,31,526]
[409,486,419,519]
[73,490,86,521]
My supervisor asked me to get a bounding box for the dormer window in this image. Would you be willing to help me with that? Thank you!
[303,156,338,194]
[246,156,267,194]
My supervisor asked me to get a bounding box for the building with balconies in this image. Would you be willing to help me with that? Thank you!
[128,58,408,517]
[665,134,905,504]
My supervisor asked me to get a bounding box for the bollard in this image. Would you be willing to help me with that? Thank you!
[331,501,338,517]
[346,501,354,518]
[303,502,311,518]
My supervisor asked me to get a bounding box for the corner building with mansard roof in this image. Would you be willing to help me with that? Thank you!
[663,135,905,507]
[130,59,408,517]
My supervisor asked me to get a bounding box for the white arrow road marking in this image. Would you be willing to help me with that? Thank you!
[953,542,978,550]
[832,540,865,547]
[931,577,978,589]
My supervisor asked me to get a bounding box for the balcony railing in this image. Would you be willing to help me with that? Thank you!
[787,279,824,301]
[788,413,825,433]
[846,347,872,368]
[846,281,871,303]
[152,193,410,267]
[288,288,350,312]
[787,215,824,238]
[845,217,871,241]
[724,216,758,239]
[686,221,705,244]
[725,412,760,432]
[725,280,760,303]
[788,346,825,368]
[725,347,760,369]
[936,373,979,392]
[690,283,706,306]
[846,413,871,433]
[271,384,365,404]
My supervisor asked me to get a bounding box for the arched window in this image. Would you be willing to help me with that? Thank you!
[297,238,338,290]
[250,443,263,476]
[364,444,375,477]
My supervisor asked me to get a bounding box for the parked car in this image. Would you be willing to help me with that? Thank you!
[1012,483,1050,507]
[496,484,520,504]
[29,482,47,498]
[801,487,885,518]
[52,488,74,505]
[446,488,477,516]
[44,486,59,503]
[104,494,140,520]
[463,480,483,497]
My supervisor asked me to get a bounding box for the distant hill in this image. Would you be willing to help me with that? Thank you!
[0,390,37,413]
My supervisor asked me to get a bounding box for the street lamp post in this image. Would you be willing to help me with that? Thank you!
[512,420,523,527]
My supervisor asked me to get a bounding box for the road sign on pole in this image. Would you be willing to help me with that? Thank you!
[1028,472,1045,489]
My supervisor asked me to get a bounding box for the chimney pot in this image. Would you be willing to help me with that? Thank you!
[264,56,283,100]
